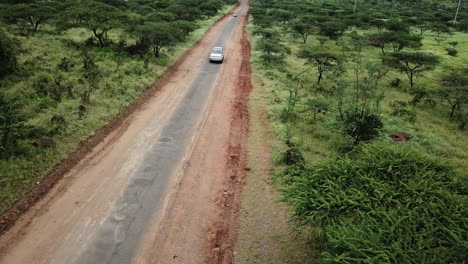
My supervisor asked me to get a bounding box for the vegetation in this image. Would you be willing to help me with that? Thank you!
[248,0,468,262]
[0,0,236,214]
[283,142,466,263]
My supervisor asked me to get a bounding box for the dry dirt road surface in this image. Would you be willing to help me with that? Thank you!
[0,1,250,263]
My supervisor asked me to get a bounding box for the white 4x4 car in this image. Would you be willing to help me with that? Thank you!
[209,47,224,63]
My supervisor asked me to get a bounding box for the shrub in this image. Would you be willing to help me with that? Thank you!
[340,110,383,145]
[0,29,18,77]
[391,108,417,122]
[31,73,53,96]
[282,142,467,263]
[446,47,458,57]
[278,147,305,166]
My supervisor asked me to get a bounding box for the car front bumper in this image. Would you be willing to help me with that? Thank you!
[210,56,224,61]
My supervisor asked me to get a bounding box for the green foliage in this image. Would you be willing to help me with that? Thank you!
[367,32,422,54]
[31,73,53,96]
[248,0,468,262]
[282,142,467,263]
[0,29,17,77]
[339,110,383,145]
[278,147,305,166]
[305,97,329,123]
[384,52,440,88]
[135,22,184,57]
[445,47,458,56]
[290,16,316,44]
[0,0,235,217]
[318,20,348,40]
[65,1,125,47]
[1,3,56,32]
[436,68,468,118]
[391,107,417,122]
[298,48,340,84]
[0,93,28,157]
[255,28,290,65]
[79,50,101,103]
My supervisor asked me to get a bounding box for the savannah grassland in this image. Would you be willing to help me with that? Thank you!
[235,0,467,263]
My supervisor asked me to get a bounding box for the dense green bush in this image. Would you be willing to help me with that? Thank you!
[0,29,17,77]
[282,142,467,263]
[446,47,458,56]
[339,110,384,145]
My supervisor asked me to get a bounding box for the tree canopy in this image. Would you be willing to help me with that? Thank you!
[66,1,125,47]
[136,22,184,57]
[384,51,440,87]
[2,3,56,32]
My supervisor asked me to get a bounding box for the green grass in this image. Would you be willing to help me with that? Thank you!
[0,4,235,215]
[250,26,468,169]
[246,15,468,264]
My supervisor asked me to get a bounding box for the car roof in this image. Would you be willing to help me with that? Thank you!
[212,47,223,51]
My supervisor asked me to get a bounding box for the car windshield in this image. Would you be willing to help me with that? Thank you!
[212,49,222,54]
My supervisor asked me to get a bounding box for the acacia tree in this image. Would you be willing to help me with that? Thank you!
[175,20,198,39]
[319,21,348,40]
[136,22,183,57]
[2,3,56,32]
[67,1,124,47]
[79,51,101,103]
[436,68,468,118]
[368,32,393,54]
[298,48,341,84]
[385,52,439,88]
[290,15,315,43]
[0,29,17,77]
[368,32,422,54]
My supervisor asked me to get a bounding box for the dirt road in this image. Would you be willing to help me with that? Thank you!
[0,1,250,263]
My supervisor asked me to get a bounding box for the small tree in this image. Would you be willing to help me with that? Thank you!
[175,20,198,39]
[66,2,125,47]
[341,110,383,145]
[0,93,27,157]
[136,22,184,57]
[291,19,315,44]
[319,21,348,40]
[270,9,294,25]
[257,38,289,64]
[79,51,100,103]
[368,32,394,54]
[385,52,440,88]
[334,61,387,146]
[368,32,422,54]
[431,22,451,36]
[305,98,329,123]
[2,3,55,32]
[436,68,468,118]
[298,48,341,84]
[389,32,422,52]
[416,22,431,35]
[0,29,17,77]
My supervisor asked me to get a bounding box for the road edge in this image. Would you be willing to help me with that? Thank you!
[203,1,252,263]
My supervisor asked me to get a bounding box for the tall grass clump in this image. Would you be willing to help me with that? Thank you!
[282,141,467,263]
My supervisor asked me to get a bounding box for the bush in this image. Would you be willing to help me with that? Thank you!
[31,73,53,96]
[391,107,417,122]
[0,29,18,77]
[279,147,305,166]
[340,110,383,145]
[282,142,467,263]
[445,47,458,57]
